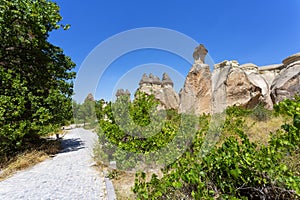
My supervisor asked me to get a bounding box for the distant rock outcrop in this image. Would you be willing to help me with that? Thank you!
[86,93,95,102]
[137,73,179,109]
[115,89,131,98]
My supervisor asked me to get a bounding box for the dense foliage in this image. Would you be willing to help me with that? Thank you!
[133,98,300,199]
[95,94,300,199]
[73,93,98,127]
[0,0,75,160]
[274,95,300,130]
[97,92,188,170]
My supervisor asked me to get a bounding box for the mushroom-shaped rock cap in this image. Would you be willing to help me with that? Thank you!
[125,89,131,96]
[139,73,151,85]
[152,75,162,85]
[116,89,125,97]
[193,44,208,64]
[86,93,95,101]
[282,52,300,67]
[148,73,155,84]
[162,72,174,86]
[116,89,131,97]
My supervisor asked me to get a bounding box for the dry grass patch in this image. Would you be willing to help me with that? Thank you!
[0,150,48,180]
[244,115,291,146]
[93,160,136,200]
[111,171,136,200]
[108,169,163,200]
[0,138,61,180]
[94,158,163,200]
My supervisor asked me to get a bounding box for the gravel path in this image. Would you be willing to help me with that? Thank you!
[0,128,106,200]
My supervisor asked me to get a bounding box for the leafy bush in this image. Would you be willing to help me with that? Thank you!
[226,105,252,117]
[274,95,300,129]
[134,122,300,199]
[96,92,185,170]
[133,99,300,199]
[97,93,198,169]
[95,93,300,199]
[251,103,272,121]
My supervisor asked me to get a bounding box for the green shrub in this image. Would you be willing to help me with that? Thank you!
[133,101,300,199]
[250,103,272,121]
[96,94,300,199]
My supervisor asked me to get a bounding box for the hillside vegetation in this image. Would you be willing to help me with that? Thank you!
[95,94,300,199]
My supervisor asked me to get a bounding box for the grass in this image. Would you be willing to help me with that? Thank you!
[0,136,61,181]
[244,115,290,146]
[93,143,138,200]
[111,170,136,200]
[93,144,163,200]
[95,165,162,200]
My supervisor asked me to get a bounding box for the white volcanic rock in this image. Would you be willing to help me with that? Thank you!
[225,65,261,109]
[271,53,300,103]
[258,64,285,86]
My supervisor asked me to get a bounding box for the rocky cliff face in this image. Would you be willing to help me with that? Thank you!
[179,63,212,114]
[179,45,300,115]
[212,61,273,111]
[116,45,300,115]
[271,53,300,104]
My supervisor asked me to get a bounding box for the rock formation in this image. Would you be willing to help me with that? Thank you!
[137,73,179,109]
[85,93,95,102]
[162,72,174,87]
[179,45,212,114]
[224,63,262,109]
[211,60,270,113]
[115,44,300,115]
[271,53,300,104]
[179,45,300,115]
[258,64,284,86]
[227,62,272,109]
[193,44,208,64]
[115,89,131,98]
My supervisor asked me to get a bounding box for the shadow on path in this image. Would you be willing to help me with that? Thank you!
[60,138,85,153]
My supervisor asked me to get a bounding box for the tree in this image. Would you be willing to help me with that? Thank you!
[73,93,97,126]
[95,99,106,120]
[72,100,81,123]
[0,0,75,157]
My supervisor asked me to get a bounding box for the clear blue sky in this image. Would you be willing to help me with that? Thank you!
[49,0,300,102]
